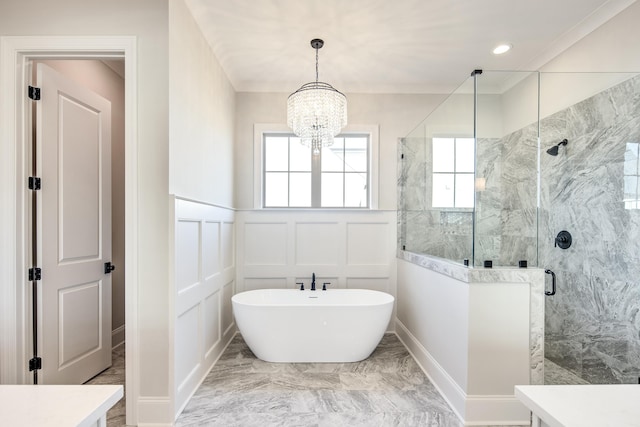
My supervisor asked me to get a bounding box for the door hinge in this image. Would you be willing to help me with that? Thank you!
[28,177,41,190]
[28,86,41,101]
[29,357,42,372]
[28,267,42,281]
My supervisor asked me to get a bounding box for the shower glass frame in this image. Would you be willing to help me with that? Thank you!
[398,70,541,268]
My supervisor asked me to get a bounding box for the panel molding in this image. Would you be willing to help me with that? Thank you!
[236,210,397,309]
[171,197,236,420]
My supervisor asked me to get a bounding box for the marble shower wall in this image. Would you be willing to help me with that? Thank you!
[474,127,538,267]
[398,136,472,263]
[540,73,640,384]
[398,127,538,267]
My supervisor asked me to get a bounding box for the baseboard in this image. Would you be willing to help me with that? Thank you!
[137,396,172,426]
[395,319,467,422]
[465,395,530,425]
[112,324,125,349]
[395,319,529,426]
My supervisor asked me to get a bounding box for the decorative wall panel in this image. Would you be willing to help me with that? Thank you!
[347,223,389,265]
[175,305,200,391]
[295,222,340,266]
[243,222,287,265]
[176,221,200,292]
[172,197,235,416]
[237,210,396,306]
[202,221,220,279]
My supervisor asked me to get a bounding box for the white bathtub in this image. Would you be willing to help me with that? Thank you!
[232,288,394,363]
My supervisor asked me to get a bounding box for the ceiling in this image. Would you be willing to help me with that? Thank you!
[185,0,635,94]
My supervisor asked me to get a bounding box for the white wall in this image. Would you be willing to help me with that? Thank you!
[168,1,238,421]
[0,1,171,425]
[36,59,126,348]
[236,210,397,327]
[169,0,236,208]
[172,198,235,419]
[234,92,446,210]
[396,260,469,390]
[396,259,533,425]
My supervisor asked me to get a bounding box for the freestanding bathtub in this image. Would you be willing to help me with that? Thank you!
[232,288,394,363]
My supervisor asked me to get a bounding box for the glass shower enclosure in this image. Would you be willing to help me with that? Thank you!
[398,70,540,268]
[398,69,640,386]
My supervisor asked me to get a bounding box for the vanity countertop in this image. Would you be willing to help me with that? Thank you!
[0,384,123,427]
[515,384,640,427]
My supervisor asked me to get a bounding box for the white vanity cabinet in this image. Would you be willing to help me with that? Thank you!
[0,384,123,427]
[515,384,640,427]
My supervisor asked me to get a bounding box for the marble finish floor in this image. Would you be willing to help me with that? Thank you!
[80,341,589,426]
[85,344,126,427]
[176,333,463,427]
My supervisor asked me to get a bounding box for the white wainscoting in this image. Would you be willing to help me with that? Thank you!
[171,197,236,419]
[236,210,397,324]
[396,258,536,426]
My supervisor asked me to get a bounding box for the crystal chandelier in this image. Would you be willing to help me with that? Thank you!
[287,39,347,155]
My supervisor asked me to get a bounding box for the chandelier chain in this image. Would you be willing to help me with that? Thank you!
[315,46,319,83]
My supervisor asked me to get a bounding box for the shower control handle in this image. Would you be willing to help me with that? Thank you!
[555,230,572,249]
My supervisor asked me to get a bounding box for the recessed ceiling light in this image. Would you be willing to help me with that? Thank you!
[492,44,512,55]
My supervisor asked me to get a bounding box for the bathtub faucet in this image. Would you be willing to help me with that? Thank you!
[311,273,316,291]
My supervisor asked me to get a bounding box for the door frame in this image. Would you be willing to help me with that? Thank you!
[0,36,139,423]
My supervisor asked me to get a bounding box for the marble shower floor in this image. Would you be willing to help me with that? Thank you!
[85,344,126,427]
[176,333,463,427]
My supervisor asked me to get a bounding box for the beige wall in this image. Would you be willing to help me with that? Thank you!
[500,2,640,133]
[542,1,640,73]
[0,0,171,424]
[35,59,126,347]
[234,92,446,210]
[168,0,237,420]
[169,0,236,207]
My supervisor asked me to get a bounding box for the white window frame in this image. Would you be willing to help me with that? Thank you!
[253,124,379,209]
[431,136,475,209]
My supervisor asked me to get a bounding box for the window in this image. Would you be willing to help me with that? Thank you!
[432,137,475,208]
[624,142,640,209]
[262,133,370,208]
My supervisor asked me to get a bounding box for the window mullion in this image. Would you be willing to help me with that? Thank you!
[453,138,457,208]
[287,137,292,207]
[342,144,346,207]
[311,149,321,207]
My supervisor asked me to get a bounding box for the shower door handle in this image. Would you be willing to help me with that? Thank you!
[544,269,556,296]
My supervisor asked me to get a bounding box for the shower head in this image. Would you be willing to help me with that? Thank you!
[546,145,560,156]
[546,139,568,156]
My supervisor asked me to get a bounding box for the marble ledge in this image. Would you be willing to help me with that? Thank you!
[398,250,545,284]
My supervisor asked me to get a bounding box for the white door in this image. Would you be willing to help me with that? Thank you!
[36,63,113,384]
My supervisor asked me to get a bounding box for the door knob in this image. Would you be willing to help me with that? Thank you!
[104,262,116,274]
